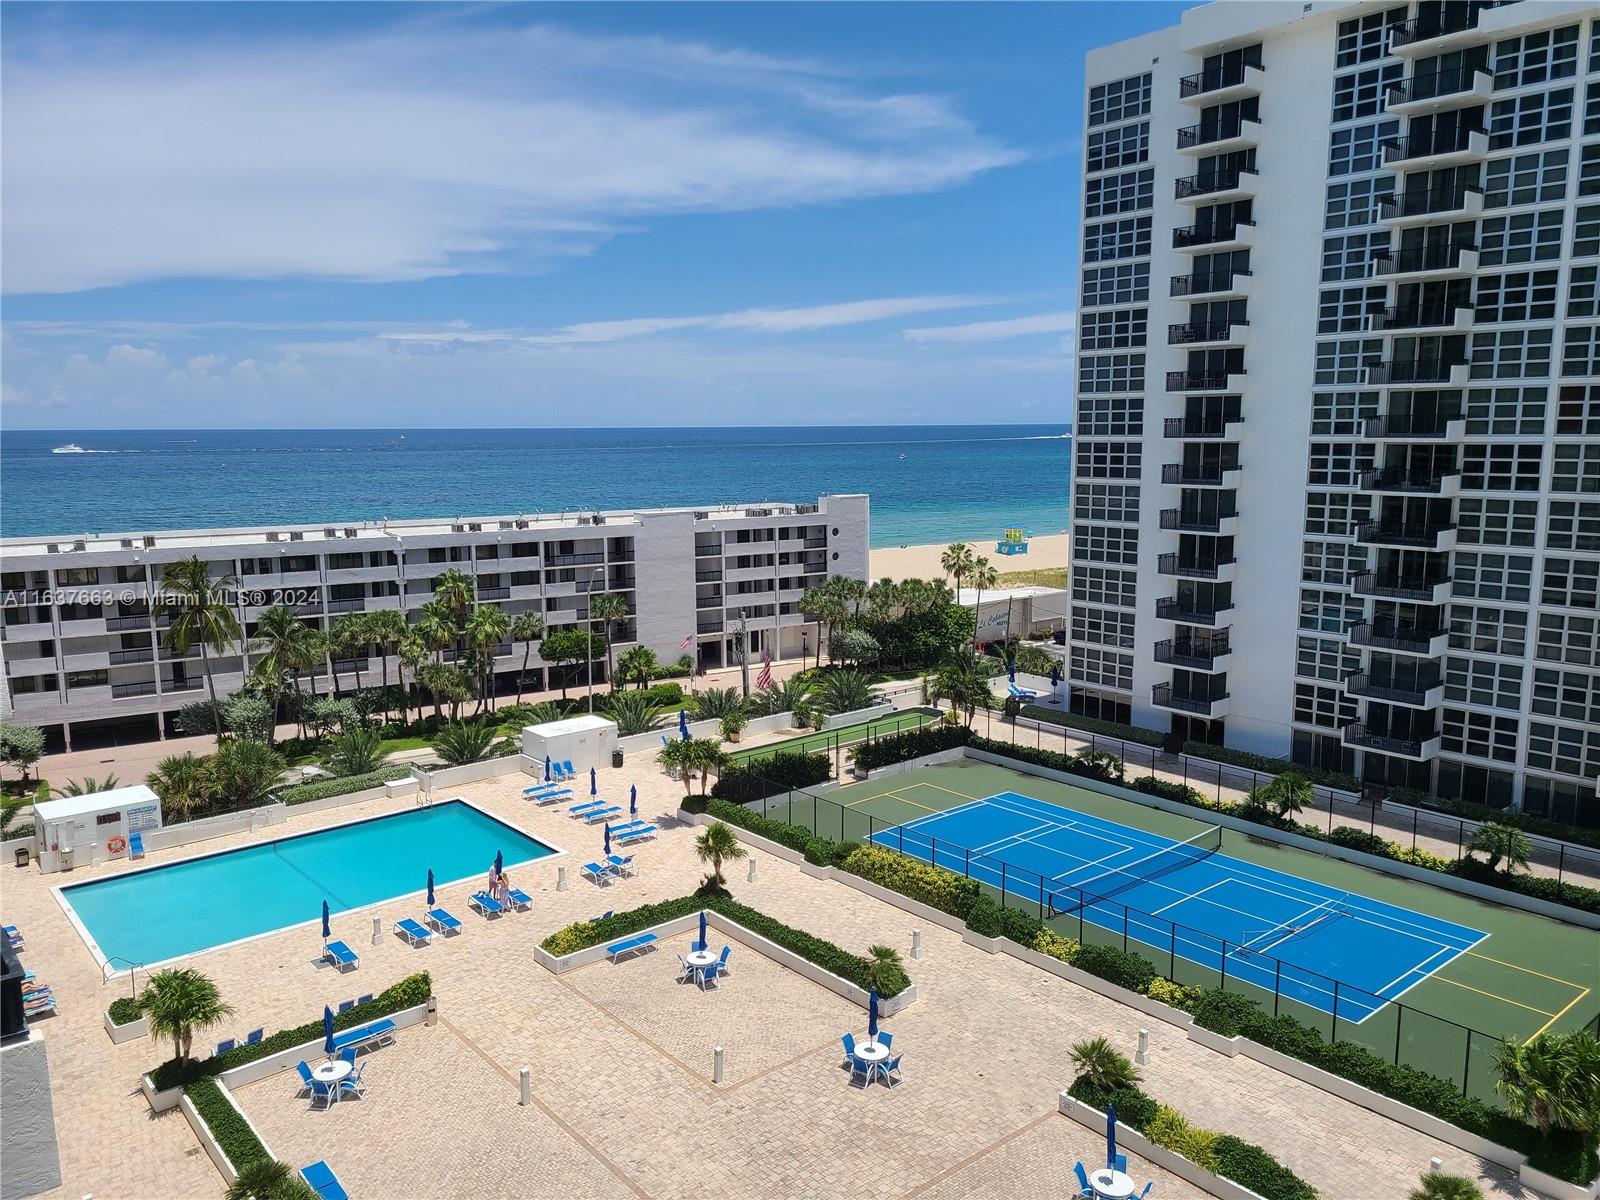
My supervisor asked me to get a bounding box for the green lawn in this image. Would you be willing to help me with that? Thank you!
[726,707,941,763]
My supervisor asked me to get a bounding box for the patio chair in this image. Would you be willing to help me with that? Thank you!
[356,995,373,1007]
[878,1031,893,1049]
[581,862,615,886]
[691,938,706,953]
[882,1054,903,1085]
[604,854,635,877]
[848,1052,874,1087]
[337,999,356,1015]
[337,1074,365,1102]
[840,1033,857,1067]
[394,917,433,948]
[426,908,462,935]
[697,961,722,991]
[560,760,576,779]
[339,1047,358,1066]
[322,940,359,972]
[676,954,694,983]
[294,1061,316,1098]
[1073,1163,1093,1199]
[244,1028,264,1046]
[592,910,613,922]
[469,891,506,918]
[308,1079,336,1111]
[1136,1185,1153,1200]
[215,1039,235,1057]
[505,888,533,911]
[299,1161,350,1200]
[717,945,732,975]
[129,831,145,859]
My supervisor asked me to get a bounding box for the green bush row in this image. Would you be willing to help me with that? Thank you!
[693,797,814,854]
[276,764,413,806]
[149,971,431,1091]
[1018,705,1167,747]
[709,751,832,802]
[1449,857,1600,915]
[539,894,910,997]
[967,736,1124,785]
[185,1076,269,1171]
[1180,741,1360,793]
[838,844,981,919]
[849,724,973,771]
[1389,788,1600,852]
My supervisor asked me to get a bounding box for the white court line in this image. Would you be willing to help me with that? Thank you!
[892,798,989,832]
[1371,945,1454,999]
[1150,878,1229,917]
[1373,929,1491,1012]
[971,821,1065,856]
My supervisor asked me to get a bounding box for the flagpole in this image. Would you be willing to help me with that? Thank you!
[735,608,750,698]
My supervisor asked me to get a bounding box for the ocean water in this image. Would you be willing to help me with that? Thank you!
[1,425,1070,546]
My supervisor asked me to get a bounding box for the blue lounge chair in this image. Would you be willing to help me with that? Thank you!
[394,917,433,947]
[300,1161,350,1200]
[568,800,607,817]
[583,805,622,825]
[469,891,505,918]
[215,1038,235,1057]
[615,824,657,844]
[605,932,657,962]
[1073,1163,1094,1198]
[506,888,533,911]
[356,994,372,1006]
[24,997,55,1016]
[329,1018,396,1055]
[323,940,359,972]
[425,908,461,935]
[337,999,356,1015]
[295,1061,316,1098]
[1008,682,1037,700]
[560,760,576,779]
[604,854,635,877]
[129,831,145,859]
[581,862,615,886]
[531,788,573,805]
[244,1028,264,1045]
[4,925,25,949]
[608,819,648,836]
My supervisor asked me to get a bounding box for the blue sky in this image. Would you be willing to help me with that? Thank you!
[2,1,1187,428]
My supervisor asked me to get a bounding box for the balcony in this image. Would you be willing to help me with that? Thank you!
[1154,632,1232,670]
[1350,572,1452,604]
[105,614,151,631]
[1379,184,1484,226]
[111,680,159,699]
[1165,371,1245,393]
[1167,320,1249,348]
[1155,597,1232,626]
[1172,220,1255,252]
[1157,552,1234,581]
[546,552,605,567]
[1368,304,1473,333]
[1368,243,1478,281]
[1152,682,1229,718]
[1163,416,1241,440]
[1174,167,1258,205]
[325,597,366,613]
[1160,508,1238,534]
[1343,671,1444,709]
[1381,129,1488,170]
[1358,466,1461,498]
[1342,722,1441,762]
[477,586,510,601]
[1347,623,1448,657]
[696,593,723,610]
[108,647,155,665]
[1362,414,1465,441]
[1386,66,1493,114]
[164,677,206,693]
[1364,359,1469,387]
[696,618,723,634]
[1355,519,1457,551]
[1169,270,1251,300]
[1161,463,1241,488]
[1389,9,1502,56]
[1176,118,1262,156]
[1179,62,1265,104]
[695,568,723,583]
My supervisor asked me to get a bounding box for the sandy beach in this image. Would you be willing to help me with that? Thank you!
[870,532,1068,582]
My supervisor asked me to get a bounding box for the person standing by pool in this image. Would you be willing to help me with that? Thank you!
[487,861,501,897]
[495,869,512,906]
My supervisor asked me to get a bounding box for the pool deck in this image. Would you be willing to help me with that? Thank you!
[2,749,1544,1200]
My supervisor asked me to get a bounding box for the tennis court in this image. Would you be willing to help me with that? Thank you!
[726,706,940,763]
[874,790,1484,1022]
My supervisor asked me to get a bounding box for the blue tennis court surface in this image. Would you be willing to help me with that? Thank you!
[869,790,1485,1022]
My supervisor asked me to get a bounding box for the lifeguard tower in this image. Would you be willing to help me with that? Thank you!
[995,527,1030,556]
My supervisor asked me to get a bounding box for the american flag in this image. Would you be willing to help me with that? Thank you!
[756,649,773,690]
[680,632,694,649]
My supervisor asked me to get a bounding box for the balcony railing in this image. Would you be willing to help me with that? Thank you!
[1170,270,1250,298]
[1168,320,1245,345]
[106,615,151,631]
[1161,463,1238,486]
[1365,358,1463,386]
[1155,598,1231,626]
[1378,184,1482,221]
[1388,7,1499,52]
[1368,304,1468,331]
[1369,242,1476,277]
[164,677,206,692]
[1344,672,1441,707]
[1355,519,1455,548]
[802,537,828,549]
[1172,220,1252,249]
[1152,682,1228,716]
[1359,466,1459,494]
[1159,508,1236,532]
[696,594,722,610]
[696,619,723,634]
[1386,65,1490,106]
[1165,371,1239,392]
[695,569,723,582]
[112,680,159,698]
[1163,417,1239,439]
[1176,120,1258,150]
[477,586,510,600]
[1382,131,1485,165]
[1342,722,1437,759]
[1362,415,1460,439]
[1175,167,1253,200]
[1350,572,1450,602]
[1157,553,1233,580]
[1154,633,1231,668]
[109,647,154,665]
[1348,623,1445,654]
[1178,62,1258,98]
[326,598,366,613]
[546,552,605,567]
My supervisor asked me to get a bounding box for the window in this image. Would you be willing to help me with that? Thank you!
[1071,565,1137,609]
[1477,209,1563,265]
[1082,263,1149,307]
[1079,309,1148,350]
[1083,216,1151,263]
[1586,79,1600,136]
[1474,270,1558,323]
[1310,391,1380,437]
[1525,721,1600,780]
[1088,73,1151,127]
[1451,551,1533,602]
[1491,26,1579,89]
[1318,285,1385,332]
[1314,338,1383,386]
[1464,385,1546,435]
[1487,88,1574,149]
[1551,442,1600,493]
[1085,169,1154,217]
[1302,541,1366,586]
[1458,447,1544,494]
[1332,63,1402,122]
[1321,233,1384,282]
[1325,177,1392,229]
[1441,709,1520,763]
[1537,612,1598,666]
[1546,500,1600,552]
[1307,442,1373,486]
[1449,603,1528,657]
[1444,655,1523,710]
[1069,645,1132,691]
[1078,353,1145,393]
[1075,396,1143,437]
[1328,120,1397,176]
[1073,482,1140,524]
[1557,386,1600,436]
[1072,523,1138,565]
[1468,328,1553,380]
[1569,266,1599,318]
[1071,606,1136,649]
[1335,7,1405,68]
[1531,668,1600,725]
[1293,682,1358,731]
[1296,635,1359,683]
[1304,491,1365,537]
[1299,588,1361,635]
[1087,123,1149,172]
[1483,147,1568,208]
[1541,557,1600,610]
[1562,325,1600,378]
[1456,496,1540,545]
[1577,206,1600,259]
[1583,144,1600,198]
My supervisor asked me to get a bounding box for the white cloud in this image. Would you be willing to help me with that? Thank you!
[903,311,1076,343]
[1,18,1021,294]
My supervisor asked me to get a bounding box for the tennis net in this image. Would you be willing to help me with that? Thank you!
[1047,824,1223,917]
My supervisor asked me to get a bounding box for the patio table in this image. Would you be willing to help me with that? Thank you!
[1089,1167,1135,1200]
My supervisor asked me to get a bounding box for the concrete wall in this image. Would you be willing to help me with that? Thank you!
[0,1032,63,1198]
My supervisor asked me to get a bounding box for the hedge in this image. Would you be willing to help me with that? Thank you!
[1072,942,1157,993]
[149,971,431,1091]
[185,1076,268,1170]
[684,796,815,855]
[1392,788,1600,852]
[1181,742,1360,793]
[539,894,910,997]
[850,724,973,771]
[107,996,142,1026]
[709,751,832,802]
[838,844,981,919]
[276,764,412,806]
[1019,705,1166,748]
[1450,856,1600,915]
[964,893,1045,943]
[1130,776,1210,807]
[1211,1136,1320,1200]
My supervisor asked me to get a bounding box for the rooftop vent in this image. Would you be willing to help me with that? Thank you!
[344,528,358,538]
[324,527,337,538]
[121,539,135,549]
[288,531,304,542]
[267,532,281,542]
[143,536,157,548]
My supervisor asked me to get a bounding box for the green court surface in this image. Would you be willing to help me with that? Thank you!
[726,706,941,763]
[756,759,1599,1103]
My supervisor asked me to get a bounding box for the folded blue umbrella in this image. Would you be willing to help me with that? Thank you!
[1106,1104,1118,1170]
[679,709,690,740]
[590,766,597,796]
[544,755,551,781]
[323,1005,336,1055]
[868,989,880,1038]
[321,899,330,941]
[698,910,708,947]
[1050,664,1061,687]
[629,784,637,817]
[426,868,435,908]
[494,849,503,876]
[604,824,612,856]
[1008,664,1017,683]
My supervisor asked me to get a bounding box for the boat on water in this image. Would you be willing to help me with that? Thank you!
[52,444,87,454]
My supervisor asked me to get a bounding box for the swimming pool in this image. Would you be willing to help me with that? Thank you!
[59,800,558,968]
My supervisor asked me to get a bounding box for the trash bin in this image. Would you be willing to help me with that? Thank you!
[13,847,28,868]
[612,749,625,769]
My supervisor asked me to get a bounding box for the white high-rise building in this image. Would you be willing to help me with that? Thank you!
[0,496,868,751]
[1067,1,1599,824]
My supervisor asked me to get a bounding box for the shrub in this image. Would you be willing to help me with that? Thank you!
[1393,845,1455,872]
[1018,705,1166,748]
[1183,742,1359,793]
[850,724,973,772]
[185,1076,268,1169]
[1409,1171,1485,1200]
[1450,857,1600,915]
[1130,776,1211,807]
[1525,1133,1600,1188]
[964,894,1045,944]
[1072,943,1157,993]
[1398,791,1600,853]
[1067,1078,1158,1130]
[173,699,224,738]
[1146,977,1205,1011]
[1328,827,1394,857]
[1070,1035,1142,1092]
[710,751,832,802]
[324,727,384,777]
[107,996,143,1026]
[1146,1105,1221,1172]
[1211,1136,1319,1200]
[1190,989,1263,1037]
[275,765,411,806]
[222,693,276,744]
[838,844,981,919]
[700,798,814,855]
[1032,928,1080,964]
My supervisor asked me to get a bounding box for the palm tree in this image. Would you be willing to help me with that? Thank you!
[432,567,475,622]
[415,600,457,666]
[225,1158,319,1200]
[799,586,847,668]
[829,574,868,619]
[1466,822,1533,875]
[617,645,659,690]
[865,577,901,622]
[689,686,746,720]
[753,674,811,719]
[589,592,629,692]
[137,967,232,1064]
[1252,772,1312,821]
[465,604,510,714]
[162,556,243,739]
[146,754,208,823]
[209,738,287,809]
[862,944,907,994]
[431,720,496,765]
[509,611,546,701]
[1492,1031,1600,1135]
[605,692,661,736]
[418,663,471,720]
[249,606,320,737]
[1409,1173,1484,1200]
[365,608,409,721]
[397,632,428,724]
[941,542,975,593]
[688,738,725,794]
[1069,1036,1143,1092]
[967,556,999,648]
[929,647,993,726]
[659,737,697,797]
[694,820,746,891]
[325,727,384,777]
[52,774,120,797]
[810,668,873,716]
[327,612,369,694]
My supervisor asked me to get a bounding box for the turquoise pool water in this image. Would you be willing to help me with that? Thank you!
[60,801,557,967]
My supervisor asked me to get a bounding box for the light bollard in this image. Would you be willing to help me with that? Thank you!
[557,864,567,892]
[747,856,758,883]
[371,916,382,947]
[1135,1028,1150,1066]
[1429,1158,1442,1174]
[520,1066,531,1106]
[713,1045,725,1084]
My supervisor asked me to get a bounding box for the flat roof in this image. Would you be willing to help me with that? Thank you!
[33,784,160,824]
[524,715,616,737]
